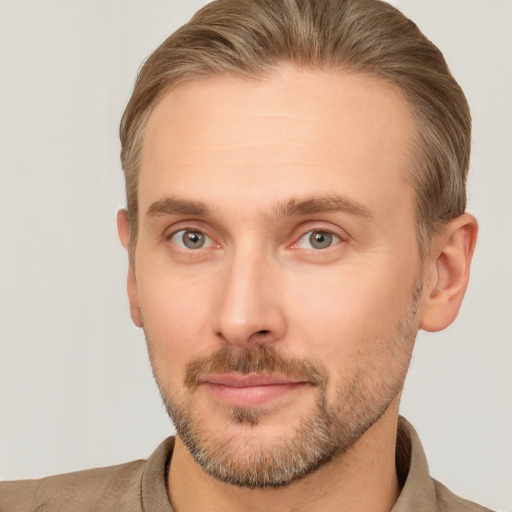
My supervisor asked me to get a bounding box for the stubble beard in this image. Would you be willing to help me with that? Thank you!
[145,285,421,489]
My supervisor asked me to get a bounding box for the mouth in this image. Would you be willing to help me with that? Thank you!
[198,373,311,407]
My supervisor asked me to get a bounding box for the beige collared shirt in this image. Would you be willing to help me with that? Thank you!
[0,417,493,511]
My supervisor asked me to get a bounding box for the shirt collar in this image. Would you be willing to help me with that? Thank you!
[392,416,438,512]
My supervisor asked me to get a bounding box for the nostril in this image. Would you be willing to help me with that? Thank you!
[257,330,270,335]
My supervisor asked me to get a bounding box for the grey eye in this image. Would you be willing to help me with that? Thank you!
[309,231,333,249]
[171,230,210,249]
[296,230,340,250]
[183,231,205,249]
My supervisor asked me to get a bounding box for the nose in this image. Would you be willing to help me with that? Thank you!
[211,248,287,348]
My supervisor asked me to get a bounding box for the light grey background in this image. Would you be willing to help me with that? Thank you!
[0,1,511,510]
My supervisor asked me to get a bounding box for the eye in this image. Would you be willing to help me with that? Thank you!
[296,230,341,250]
[170,229,213,250]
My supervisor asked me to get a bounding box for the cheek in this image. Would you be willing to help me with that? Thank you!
[286,260,416,359]
[287,268,417,407]
[137,264,218,369]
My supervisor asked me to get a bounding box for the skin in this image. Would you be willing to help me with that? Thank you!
[117,66,477,512]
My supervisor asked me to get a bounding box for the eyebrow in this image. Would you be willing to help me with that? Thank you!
[145,195,373,220]
[273,196,373,219]
[146,198,211,218]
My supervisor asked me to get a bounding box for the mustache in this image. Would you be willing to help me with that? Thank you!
[184,344,327,390]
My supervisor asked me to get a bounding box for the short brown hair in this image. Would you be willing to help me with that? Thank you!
[120,0,471,257]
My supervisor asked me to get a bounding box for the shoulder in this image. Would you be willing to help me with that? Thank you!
[433,479,495,512]
[394,418,495,512]
[0,459,146,512]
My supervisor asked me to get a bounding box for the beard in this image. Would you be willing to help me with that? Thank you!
[144,284,421,489]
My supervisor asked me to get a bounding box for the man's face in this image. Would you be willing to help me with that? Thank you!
[129,67,424,487]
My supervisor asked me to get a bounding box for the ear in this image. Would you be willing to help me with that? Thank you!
[420,213,478,332]
[117,209,142,328]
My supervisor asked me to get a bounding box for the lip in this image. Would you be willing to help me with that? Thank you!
[199,373,310,407]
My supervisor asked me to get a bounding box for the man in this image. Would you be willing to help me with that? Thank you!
[0,0,494,510]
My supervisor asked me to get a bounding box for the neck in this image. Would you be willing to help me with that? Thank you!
[168,403,401,512]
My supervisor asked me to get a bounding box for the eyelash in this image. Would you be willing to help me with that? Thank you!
[293,229,343,251]
[164,225,346,252]
[166,227,216,250]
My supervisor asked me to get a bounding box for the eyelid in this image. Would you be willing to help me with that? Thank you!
[162,220,347,251]
[171,229,215,249]
[163,219,211,239]
[296,230,342,250]
[164,222,220,250]
[289,222,348,248]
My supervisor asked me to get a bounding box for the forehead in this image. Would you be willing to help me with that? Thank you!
[139,66,415,220]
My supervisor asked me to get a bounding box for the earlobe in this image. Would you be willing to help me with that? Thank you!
[116,210,142,328]
[420,213,478,332]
